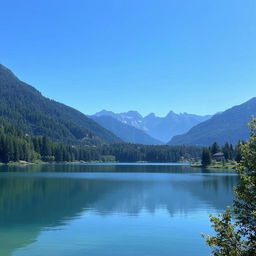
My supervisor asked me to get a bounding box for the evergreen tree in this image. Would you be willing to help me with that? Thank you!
[201,148,212,167]
[0,118,204,164]
[223,143,232,160]
[211,142,220,155]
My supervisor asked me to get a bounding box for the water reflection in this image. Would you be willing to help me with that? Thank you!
[0,164,238,256]
[0,163,208,173]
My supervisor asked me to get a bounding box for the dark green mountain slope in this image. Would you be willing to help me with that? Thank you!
[0,64,121,145]
[91,115,162,145]
[169,98,256,146]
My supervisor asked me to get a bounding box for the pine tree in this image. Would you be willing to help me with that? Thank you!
[211,142,220,155]
[201,148,212,167]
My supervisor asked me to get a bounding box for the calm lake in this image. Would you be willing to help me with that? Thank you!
[0,163,238,256]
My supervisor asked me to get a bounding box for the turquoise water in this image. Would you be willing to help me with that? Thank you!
[0,164,238,256]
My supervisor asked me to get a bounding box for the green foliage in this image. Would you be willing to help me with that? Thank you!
[0,119,203,164]
[201,148,212,167]
[201,142,242,167]
[204,119,256,255]
[0,119,39,163]
[99,143,202,163]
[211,142,220,155]
[100,155,116,162]
[204,210,244,256]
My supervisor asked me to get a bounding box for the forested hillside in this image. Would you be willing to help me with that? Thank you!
[0,118,202,163]
[99,143,202,163]
[169,98,256,146]
[0,64,121,145]
[0,118,100,163]
[0,64,204,164]
[0,118,38,163]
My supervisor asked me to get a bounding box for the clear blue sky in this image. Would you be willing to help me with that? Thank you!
[1,0,256,116]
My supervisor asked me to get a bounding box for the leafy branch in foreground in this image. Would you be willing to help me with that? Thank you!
[203,119,256,255]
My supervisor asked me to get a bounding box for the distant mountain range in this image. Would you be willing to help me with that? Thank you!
[93,110,211,143]
[169,98,256,146]
[1,64,255,147]
[91,115,162,145]
[0,64,122,145]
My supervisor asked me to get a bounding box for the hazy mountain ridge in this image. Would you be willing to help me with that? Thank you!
[0,64,122,145]
[93,110,211,143]
[94,110,147,131]
[169,98,256,146]
[91,115,162,145]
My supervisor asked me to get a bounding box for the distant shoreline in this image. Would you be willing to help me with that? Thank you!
[2,160,237,169]
[1,160,192,166]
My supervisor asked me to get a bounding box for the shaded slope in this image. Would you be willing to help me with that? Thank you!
[0,64,121,145]
[169,98,256,146]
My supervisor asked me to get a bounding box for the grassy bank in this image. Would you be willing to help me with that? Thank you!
[191,160,237,170]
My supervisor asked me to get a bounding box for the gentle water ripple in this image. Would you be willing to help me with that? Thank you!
[0,164,238,256]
